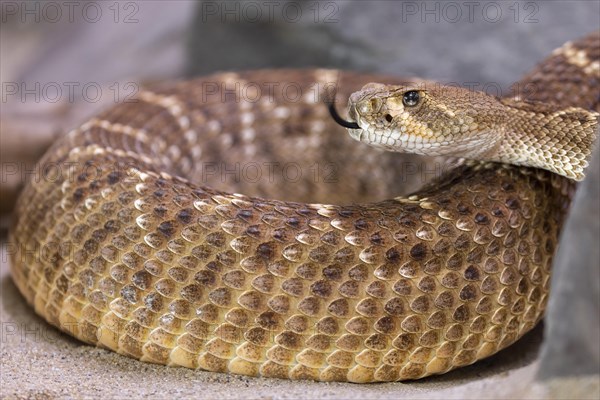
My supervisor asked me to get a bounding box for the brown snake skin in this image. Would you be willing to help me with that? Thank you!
[9,32,599,382]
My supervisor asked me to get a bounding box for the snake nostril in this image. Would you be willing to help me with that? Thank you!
[385,114,393,123]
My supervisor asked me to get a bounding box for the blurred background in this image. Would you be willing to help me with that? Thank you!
[1,1,598,398]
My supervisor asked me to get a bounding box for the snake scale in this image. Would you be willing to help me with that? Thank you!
[9,32,599,382]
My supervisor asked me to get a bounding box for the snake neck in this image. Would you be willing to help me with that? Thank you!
[493,98,599,181]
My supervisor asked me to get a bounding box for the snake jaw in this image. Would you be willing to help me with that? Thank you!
[347,127,364,142]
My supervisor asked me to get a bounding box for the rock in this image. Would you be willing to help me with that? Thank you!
[537,139,600,379]
[188,0,599,90]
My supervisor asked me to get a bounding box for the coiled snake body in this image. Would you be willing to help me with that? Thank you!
[10,33,599,382]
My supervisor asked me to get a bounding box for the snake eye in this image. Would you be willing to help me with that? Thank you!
[402,90,420,107]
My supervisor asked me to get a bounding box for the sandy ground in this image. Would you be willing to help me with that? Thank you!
[3,240,597,400]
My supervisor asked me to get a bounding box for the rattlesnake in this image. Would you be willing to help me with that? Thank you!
[9,32,599,382]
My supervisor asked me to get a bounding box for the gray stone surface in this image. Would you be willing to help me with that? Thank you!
[538,140,600,379]
[1,1,194,85]
[188,0,599,91]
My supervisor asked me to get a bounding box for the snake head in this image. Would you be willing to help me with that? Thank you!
[343,82,505,158]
